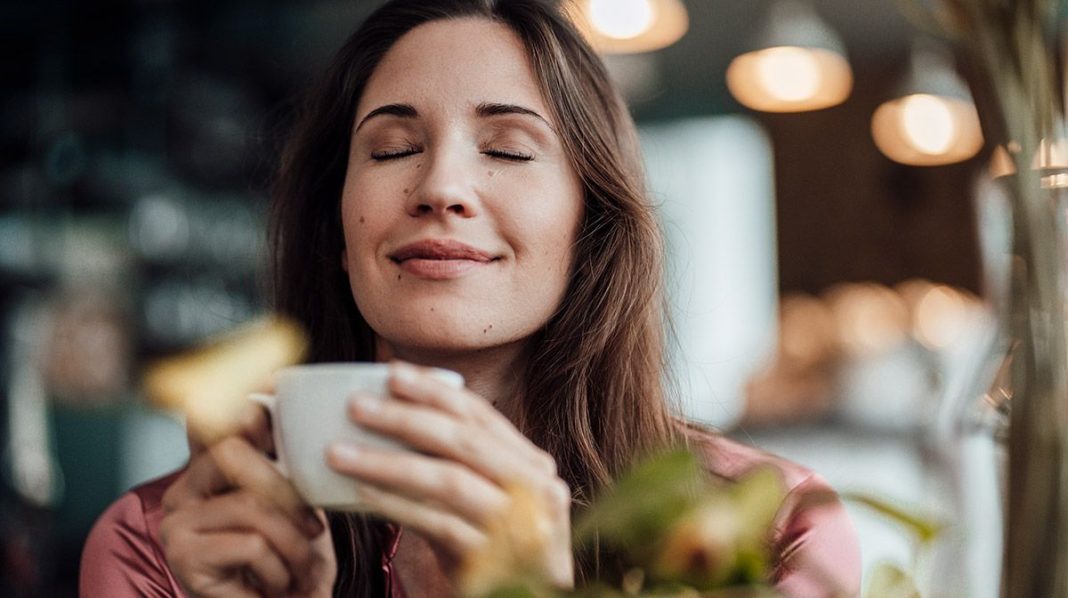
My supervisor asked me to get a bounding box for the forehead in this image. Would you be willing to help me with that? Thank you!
[356,17,550,122]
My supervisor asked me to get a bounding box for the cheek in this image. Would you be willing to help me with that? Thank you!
[340,173,388,249]
[508,183,583,276]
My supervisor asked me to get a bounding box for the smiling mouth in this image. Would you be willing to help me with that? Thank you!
[388,239,499,280]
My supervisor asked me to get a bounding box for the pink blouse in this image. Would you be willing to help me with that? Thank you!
[80,433,861,597]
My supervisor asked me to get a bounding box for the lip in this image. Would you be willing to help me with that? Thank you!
[388,239,498,280]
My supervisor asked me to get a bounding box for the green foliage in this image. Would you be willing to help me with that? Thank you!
[480,448,788,597]
[865,563,922,598]
[842,493,946,545]
[573,449,707,551]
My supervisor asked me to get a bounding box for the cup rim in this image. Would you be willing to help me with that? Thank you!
[274,362,464,389]
[274,362,388,379]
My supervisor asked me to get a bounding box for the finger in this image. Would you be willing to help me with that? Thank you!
[164,437,322,537]
[387,362,551,469]
[235,403,275,456]
[325,443,510,525]
[205,437,323,536]
[163,491,322,588]
[388,361,494,422]
[355,483,487,562]
[186,427,207,458]
[167,530,291,598]
[348,394,554,488]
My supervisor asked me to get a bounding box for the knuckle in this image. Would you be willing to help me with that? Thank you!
[452,426,480,455]
[220,435,254,462]
[179,573,204,594]
[245,534,270,559]
[538,451,558,475]
[161,536,188,568]
[234,488,264,512]
[550,479,572,509]
[438,467,467,498]
[158,517,176,547]
[160,476,188,513]
[440,521,468,549]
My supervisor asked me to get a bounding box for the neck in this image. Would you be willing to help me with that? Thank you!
[374,338,526,423]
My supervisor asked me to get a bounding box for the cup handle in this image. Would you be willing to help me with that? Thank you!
[247,393,289,477]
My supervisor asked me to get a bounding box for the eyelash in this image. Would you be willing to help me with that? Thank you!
[370,147,533,162]
[371,148,419,161]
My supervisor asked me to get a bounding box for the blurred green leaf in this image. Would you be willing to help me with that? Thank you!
[574,449,706,549]
[843,493,945,544]
[729,468,785,545]
[864,562,921,598]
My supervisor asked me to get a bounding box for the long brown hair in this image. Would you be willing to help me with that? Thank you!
[268,0,679,593]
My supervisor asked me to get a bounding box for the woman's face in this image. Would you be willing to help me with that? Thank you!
[340,18,584,355]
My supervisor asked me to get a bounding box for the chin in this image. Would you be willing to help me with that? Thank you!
[377,327,521,357]
[363,307,522,356]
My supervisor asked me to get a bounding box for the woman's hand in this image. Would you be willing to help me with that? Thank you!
[325,361,574,590]
[159,406,337,598]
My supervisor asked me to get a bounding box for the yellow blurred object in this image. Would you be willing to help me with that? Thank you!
[566,0,688,54]
[652,497,739,586]
[725,1,853,113]
[143,316,307,445]
[870,41,983,166]
[459,482,555,597]
[652,466,783,588]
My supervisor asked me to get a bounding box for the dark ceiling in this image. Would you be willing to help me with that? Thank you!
[279,0,922,119]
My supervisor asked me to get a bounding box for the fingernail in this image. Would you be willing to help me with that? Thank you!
[328,442,360,464]
[351,394,382,414]
[391,362,418,384]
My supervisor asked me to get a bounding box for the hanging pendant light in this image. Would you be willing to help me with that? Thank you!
[568,0,689,54]
[725,0,853,113]
[871,40,984,166]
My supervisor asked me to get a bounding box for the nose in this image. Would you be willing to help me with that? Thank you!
[405,145,479,219]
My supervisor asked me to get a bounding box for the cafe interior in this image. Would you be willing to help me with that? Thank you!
[3,0,1064,595]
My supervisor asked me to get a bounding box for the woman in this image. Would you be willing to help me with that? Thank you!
[81,0,861,596]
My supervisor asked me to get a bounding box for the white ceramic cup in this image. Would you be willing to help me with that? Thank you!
[249,363,464,511]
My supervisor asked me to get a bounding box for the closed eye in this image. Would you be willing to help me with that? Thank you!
[371,147,420,161]
[483,149,533,162]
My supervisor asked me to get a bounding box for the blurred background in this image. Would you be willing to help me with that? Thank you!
[1,0,1006,595]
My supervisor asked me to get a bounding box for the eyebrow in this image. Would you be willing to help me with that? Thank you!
[354,103,419,133]
[353,101,553,133]
[474,102,553,130]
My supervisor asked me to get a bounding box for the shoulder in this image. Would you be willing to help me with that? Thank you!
[682,425,816,490]
[80,470,186,598]
[682,425,862,598]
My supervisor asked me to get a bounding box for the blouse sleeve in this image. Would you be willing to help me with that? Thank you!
[770,473,862,598]
[80,476,186,597]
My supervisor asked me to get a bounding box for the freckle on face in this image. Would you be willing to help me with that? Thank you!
[359,216,365,224]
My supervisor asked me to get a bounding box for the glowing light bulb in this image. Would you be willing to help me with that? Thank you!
[901,94,956,155]
[756,47,822,102]
[914,285,967,350]
[588,0,655,40]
